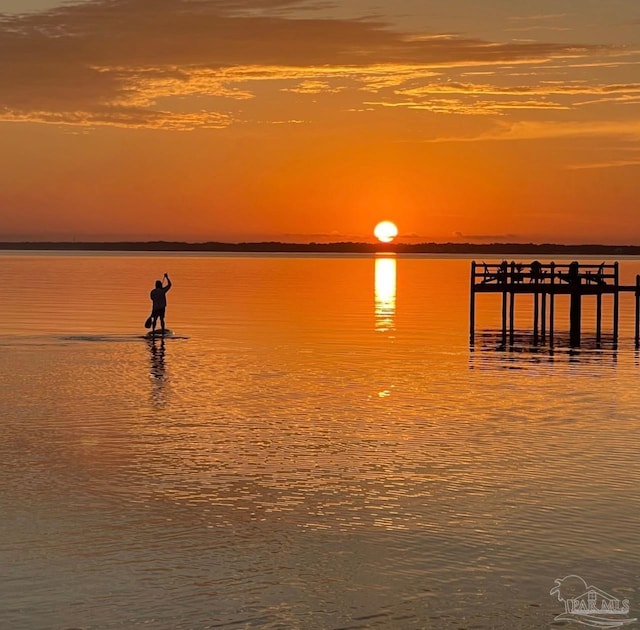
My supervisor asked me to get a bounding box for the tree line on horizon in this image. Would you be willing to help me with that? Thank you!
[1,240,640,255]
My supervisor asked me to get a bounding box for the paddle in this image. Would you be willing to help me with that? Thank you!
[144,314,153,329]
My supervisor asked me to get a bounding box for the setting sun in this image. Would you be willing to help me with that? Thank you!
[374,221,399,243]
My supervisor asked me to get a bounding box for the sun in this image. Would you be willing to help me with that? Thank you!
[374,220,398,243]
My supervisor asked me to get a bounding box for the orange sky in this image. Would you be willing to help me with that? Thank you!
[0,0,639,244]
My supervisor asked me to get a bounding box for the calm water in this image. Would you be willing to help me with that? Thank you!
[2,252,640,630]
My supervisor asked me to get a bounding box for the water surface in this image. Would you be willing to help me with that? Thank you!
[2,252,640,629]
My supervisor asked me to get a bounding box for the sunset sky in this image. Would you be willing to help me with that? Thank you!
[1,0,639,243]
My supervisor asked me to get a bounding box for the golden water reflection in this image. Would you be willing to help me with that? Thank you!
[375,256,396,332]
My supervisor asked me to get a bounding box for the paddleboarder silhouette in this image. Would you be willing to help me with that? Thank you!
[147,273,172,336]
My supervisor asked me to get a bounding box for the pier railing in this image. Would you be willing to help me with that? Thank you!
[469,260,640,347]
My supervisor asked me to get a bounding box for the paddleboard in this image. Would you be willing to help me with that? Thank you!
[144,329,173,338]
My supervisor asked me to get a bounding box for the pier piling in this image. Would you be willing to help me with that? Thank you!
[541,292,547,342]
[469,261,476,345]
[635,275,640,348]
[613,262,620,344]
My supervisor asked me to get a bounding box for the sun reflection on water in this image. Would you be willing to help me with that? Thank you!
[375,256,396,332]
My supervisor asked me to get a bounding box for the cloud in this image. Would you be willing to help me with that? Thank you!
[566,159,640,170]
[282,231,364,240]
[427,119,640,142]
[453,231,519,241]
[504,13,570,33]
[0,0,617,130]
[0,106,232,130]
[281,80,343,94]
[396,81,640,98]
[506,26,571,33]
[366,97,569,115]
[397,232,432,241]
[354,80,640,115]
[507,13,568,22]
[491,119,640,141]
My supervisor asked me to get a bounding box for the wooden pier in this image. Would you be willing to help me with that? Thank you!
[470,261,640,347]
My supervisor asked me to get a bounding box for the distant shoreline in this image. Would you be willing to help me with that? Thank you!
[1,241,640,256]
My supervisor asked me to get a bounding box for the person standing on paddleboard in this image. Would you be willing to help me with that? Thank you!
[150,273,172,335]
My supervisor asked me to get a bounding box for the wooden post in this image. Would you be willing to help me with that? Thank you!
[613,262,619,343]
[509,262,515,344]
[501,289,508,345]
[541,291,547,342]
[635,274,640,348]
[509,290,515,344]
[570,291,582,347]
[596,292,602,344]
[549,262,555,346]
[533,289,539,343]
[569,261,581,347]
[470,261,476,344]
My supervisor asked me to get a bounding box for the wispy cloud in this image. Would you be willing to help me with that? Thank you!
[0,0,617,130]
[507,13,568,22]
[282,80,344,94]
[428,119,640,143]
[365,98,568,115]
[368,81,640,115]
[282,231,364,240]
[566,158,640,170]
[565,141,640,171]
[505,13,571,33]
[361,78,640,117]
[0,106,233,130]
[396,81,640,97]
[453,231,520,241]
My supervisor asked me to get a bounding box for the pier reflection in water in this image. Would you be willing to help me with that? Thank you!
[469,330,620,370]
[374,255,396,332]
